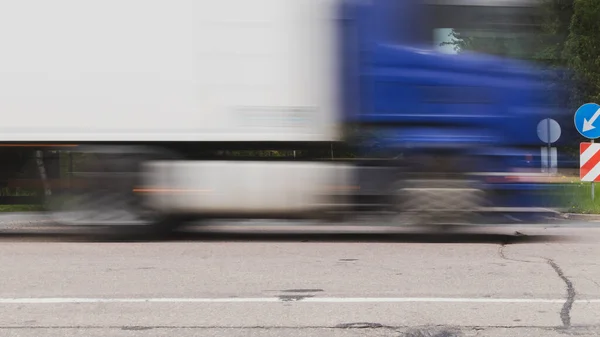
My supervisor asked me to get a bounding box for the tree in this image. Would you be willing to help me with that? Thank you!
[439,1,573,65]
[564,0,600,104]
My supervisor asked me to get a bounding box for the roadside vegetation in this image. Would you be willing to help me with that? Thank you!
[0,187,42,212]
[563,182,600,214]
[0,205,43,212]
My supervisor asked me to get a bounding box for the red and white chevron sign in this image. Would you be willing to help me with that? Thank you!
[580,142,600,182]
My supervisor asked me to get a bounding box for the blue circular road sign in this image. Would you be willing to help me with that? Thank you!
[574,103,600,139]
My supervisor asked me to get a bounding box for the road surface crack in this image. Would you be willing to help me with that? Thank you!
[278,295,314,302]
[499,243,576,328]
[582,276,600,290]
[498,244,539,264]
[546,259,576,328]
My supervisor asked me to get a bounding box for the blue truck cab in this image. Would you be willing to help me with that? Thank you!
[340,0,568,219]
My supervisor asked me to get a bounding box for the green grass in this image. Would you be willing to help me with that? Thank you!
[0,205,43,212]
[0,187,42,212]
[562,182,600,214]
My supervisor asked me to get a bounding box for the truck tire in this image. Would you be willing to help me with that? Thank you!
[389,152,485,226]
[43,146,183,240]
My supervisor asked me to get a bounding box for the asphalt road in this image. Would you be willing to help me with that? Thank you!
[0,215,599,336]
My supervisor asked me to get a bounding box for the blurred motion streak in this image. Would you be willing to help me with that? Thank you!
[0,0,569,236]
[133,189,214,194]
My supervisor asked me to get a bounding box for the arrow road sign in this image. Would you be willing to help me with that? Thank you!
[584,107,600,132]
[574,103,600,139]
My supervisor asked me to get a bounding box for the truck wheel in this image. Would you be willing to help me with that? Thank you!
[43,146,183,240]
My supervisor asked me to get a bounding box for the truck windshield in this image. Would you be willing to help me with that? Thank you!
[418,0,542,60]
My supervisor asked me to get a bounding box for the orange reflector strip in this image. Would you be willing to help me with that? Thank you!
[133,188,213,194]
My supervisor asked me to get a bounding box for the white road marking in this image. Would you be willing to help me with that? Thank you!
[0,297,598,304]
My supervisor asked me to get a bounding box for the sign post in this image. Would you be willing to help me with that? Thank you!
[574,103,600,200]
[537,118,560,174]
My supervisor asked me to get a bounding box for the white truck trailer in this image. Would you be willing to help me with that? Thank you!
[0,0,356,234]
